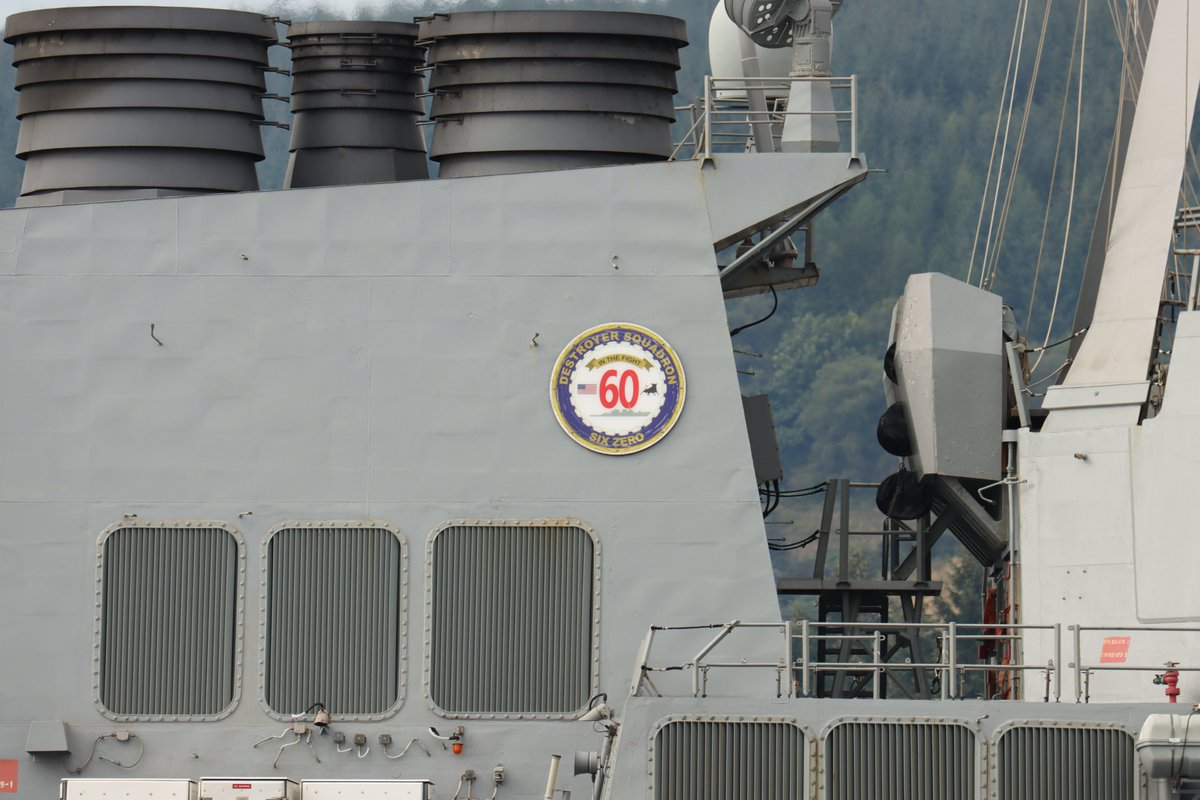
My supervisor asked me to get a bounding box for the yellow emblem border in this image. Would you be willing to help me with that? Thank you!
[549,322,686,456]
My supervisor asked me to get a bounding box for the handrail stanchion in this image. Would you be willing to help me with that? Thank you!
[1053,623,1062,701]
[783,620,794,698]
[872,632,882,700]
[1080,623,1089,700]
[850,74,858,157]
[948,621,958,699]
[939,629,950,700]
[703,75,713,163]
[801,619,811,698]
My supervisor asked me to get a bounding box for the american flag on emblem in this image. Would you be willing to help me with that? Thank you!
[577,383,598,395]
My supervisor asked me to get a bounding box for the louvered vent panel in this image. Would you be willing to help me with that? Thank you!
[265,527,403,715]
[430,524,594,714]
[998,726,1134,800]
[827,721,975,800]
[654,721,805,800]
[100,526,239,716]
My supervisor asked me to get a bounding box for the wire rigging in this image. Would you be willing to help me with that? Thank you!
[1033,0,1087,376]
[967,0,1030,286]
[978,0,1033,289]
[1026,1,1084,332]
[983,0,1056,292]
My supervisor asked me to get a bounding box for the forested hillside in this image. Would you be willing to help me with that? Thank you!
[0,1,1135,578]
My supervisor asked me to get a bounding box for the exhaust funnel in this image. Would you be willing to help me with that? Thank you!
[4,5,278,206]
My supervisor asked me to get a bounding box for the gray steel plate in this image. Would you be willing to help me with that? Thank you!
[5,5,277,40]
[427,59,679,91]
[290,109,425,151]
[417,10,686,46]
[285,146,429,188]
[13,53,268,89]
[17,78,267,118]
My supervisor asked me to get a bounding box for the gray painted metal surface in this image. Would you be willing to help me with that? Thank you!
[889,273,1003,480]
[0,154,815,800]
[0,2,1186,795]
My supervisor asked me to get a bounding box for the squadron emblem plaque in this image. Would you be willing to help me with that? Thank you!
[550,323,686,455]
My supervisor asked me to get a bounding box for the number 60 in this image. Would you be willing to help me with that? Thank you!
[600,369,640,409]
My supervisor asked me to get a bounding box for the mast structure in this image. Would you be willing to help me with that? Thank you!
[1047,0,1200,428]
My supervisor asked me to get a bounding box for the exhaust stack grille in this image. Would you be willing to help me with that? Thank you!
[997,725,1135,800]
[419,10,687,179]
[653,720,806,800]
[4,5,278,206]
[284,21,428,188]
[826,720,977,799]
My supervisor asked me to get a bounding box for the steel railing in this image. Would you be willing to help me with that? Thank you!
[633,620,1200,702]
[1068,624,1200,702]
[670,75,859,163]
[631,619,1060,702]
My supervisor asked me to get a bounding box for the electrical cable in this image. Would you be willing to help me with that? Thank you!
[760,479,781,518]
[761,480,827,497]
[1025,326,1088,352]
[98,736,143,770]
[768,530,822,551]
[773,486,827,497]
[730,286,778,337]
[66,733,143,774]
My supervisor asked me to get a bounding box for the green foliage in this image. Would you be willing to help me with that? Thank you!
[930,555,986,624]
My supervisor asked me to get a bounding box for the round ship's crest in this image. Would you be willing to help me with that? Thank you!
[550,323,685,455]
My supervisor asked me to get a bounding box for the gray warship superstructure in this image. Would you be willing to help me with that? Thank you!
[2,1,1200,799]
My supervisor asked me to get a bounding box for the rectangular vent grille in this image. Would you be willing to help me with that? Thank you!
[827,721,975,800]
[998,726,1134,800]
[265,526,403,716]
[654,721,805,800]
[99,525,239,717]
[430,523,595,715]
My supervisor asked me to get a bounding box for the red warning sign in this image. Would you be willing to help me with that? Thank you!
[1100,636,1131,664]
[0,759,18,793]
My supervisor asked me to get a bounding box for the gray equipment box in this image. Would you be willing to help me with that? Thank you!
[201,779,300,800]
[300,781,433,800]
[62,780,198,800]
[742,394,784,483]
